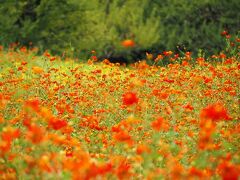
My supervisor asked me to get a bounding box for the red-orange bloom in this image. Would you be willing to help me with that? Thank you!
[183,103,194,111]
[136,144,151,155]
[25,99,40,112]
[217,160,240,180]
[116,159,132,179]
[163,51,173,56]
[200,102,231,121]
[26,124,45,144]
[198,119,216,150]
[151,117,163,131]
[113,130,133,145]
[122,92,139,106]
[85,162,113,179]
[1,127,20,143]
[121,39,135,48]
[188,167,203,178]
[151,117,169,131]
[48,117,67,130]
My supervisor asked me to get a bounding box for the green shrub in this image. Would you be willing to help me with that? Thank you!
[154,0,240,55]
[0,0,239,61]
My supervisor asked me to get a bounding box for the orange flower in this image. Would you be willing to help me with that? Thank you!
[198,118,216,150]
[50,57,56,61]
[85,162,113,179]
[197,57,205,63]
[26,124,45,144]
[182,103,194,111]
[48,117,67,130]
[91,55,98,61]
[21,61,28,66]
[217,160,240,180]
[113,130,133,145]
[182,60,189,66]
[32,66,44,74]
[151,117,163,131]
[200,102,231,121]
[136,144,151,155]
[188,167,203,178]
[25,99,40,112]
[121,39,135,48]
[163,51,173,56]
[38,155,52,172]
[122,92,138,106]
[155,54,163,62]
[1,127,20,142]
[44,51,51,58]
[151,117,169,131]
[0,127,20,154]
[116,159,132,179]
[0,141,11,154]
[0,116,4,123]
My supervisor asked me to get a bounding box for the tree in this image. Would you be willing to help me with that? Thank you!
[0,0,26,44]
[0,0,239,61]
[84,0,161,61]
[153,0,240,55]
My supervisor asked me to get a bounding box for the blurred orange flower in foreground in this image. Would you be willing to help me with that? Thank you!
[121,39,135,48]
[151,117,169,131]
[200,102,231,121]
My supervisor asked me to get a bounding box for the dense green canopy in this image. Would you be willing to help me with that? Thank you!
[0,0,239,62]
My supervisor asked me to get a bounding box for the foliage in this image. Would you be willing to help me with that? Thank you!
[154,0,240,54]
[0,0,239,61]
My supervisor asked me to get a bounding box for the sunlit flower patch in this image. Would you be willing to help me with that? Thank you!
[0,41,239,179]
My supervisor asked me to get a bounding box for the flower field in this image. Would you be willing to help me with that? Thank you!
[0,44,239,179]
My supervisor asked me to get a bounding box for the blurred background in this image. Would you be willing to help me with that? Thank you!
[0,0,239,63]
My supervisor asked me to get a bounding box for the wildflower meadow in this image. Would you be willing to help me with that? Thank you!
[0,33,239,179]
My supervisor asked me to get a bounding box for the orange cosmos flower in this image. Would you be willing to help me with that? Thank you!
[151,117,164,131]
[163,51,173,56]
[198,118,217,150]
[50,57,56,61]
[188,167,204,178]
[21,61,28,66]
[182,61,189,66]
[200,102,231,121]
[113,130,133,146]
[44,51,51,58]
[25,99,40,112]
[85,162,113,179]
[121,39,135,48]
[48,117,67,130]
[91,55,98,61]
[183,103,194,111]
[217,160,240,180]
[32,66,44,74]
[1,127,20,143]
[151,117,169,131]
[26,124,45,144]
[136,144,151,155]
[38,155,52,172]
[122,92,139,106]
[116,159,133,179]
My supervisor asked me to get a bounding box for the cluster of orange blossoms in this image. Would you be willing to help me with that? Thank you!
[0,39,239,179]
